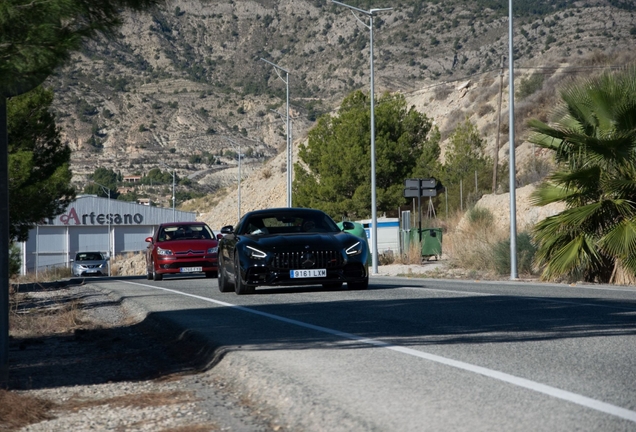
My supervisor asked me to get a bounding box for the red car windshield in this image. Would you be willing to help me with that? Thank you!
[158,225,214,241]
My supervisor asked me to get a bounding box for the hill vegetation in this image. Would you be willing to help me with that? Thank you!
[43,0,636,210]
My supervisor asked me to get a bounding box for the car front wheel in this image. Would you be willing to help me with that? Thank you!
[146,261,153,280]
[152,260,163,281]
[234,255,255,295]
[218,262,233,293]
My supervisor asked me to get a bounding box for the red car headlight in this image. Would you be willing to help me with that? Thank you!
[157,247,174,256]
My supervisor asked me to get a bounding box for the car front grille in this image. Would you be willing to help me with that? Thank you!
[273,250,343,270]
[175,250,205,256]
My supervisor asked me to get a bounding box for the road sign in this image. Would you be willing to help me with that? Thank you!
[404,178,420,189]
[420,178,437,189]
[404,188,420,198]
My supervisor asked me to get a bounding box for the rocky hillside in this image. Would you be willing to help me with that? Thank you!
[44,0,636,211]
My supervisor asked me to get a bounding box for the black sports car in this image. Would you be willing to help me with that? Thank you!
[218,208,369,294]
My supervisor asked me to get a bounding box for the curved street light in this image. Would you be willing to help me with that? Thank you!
[224,137,242,222]
[260,58,292,207]
[270,109,296,205]
[331,0,392,275]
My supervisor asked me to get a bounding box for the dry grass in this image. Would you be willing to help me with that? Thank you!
[62,390,198,411]
[179,192,223,213]
[9,296,88,338]
[398,242,426,265]
[11,266,73,285]
[0,389,218,432]
[444,209,508,273]
[0,390,57,431]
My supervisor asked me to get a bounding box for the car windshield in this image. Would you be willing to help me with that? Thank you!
[158,224,214,241]
[76,252,103,261]
[240,212,340,235]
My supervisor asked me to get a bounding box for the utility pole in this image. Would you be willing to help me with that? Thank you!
[508,0,519,279]
[493,55,505,193]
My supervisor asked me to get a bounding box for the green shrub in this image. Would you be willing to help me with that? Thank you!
[492,232,537,276]
[465,206,494,226]
[516,73,544,100]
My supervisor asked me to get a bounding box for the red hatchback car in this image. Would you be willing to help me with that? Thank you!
[145,222,219,281]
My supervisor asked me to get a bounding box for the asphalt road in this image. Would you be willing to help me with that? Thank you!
[93,275,636,431]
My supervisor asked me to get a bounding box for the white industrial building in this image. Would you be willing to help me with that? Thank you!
[19,195,196,274]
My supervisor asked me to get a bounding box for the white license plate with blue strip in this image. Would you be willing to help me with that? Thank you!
[290,269,327,278]
[180,267,202,273]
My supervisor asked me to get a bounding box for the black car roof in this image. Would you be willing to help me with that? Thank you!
[242,208,327,217]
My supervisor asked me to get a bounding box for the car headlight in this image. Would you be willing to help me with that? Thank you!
[207,246,218,254]
[157,247,174,256]
[346,241,363,256]
[246,245,267,259]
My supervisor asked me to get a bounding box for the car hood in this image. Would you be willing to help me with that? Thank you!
[74,260,106,266]
[243,232,362,251]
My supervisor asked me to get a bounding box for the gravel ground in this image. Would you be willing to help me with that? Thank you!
[6,263,450,431]
[7,282,284,432]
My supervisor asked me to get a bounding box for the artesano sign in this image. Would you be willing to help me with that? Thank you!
[59,207,144,225]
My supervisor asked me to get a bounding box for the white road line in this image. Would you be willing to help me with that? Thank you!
[122,280,636,423]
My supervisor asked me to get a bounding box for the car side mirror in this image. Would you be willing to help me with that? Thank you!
[221,225,234,234]
[217,233,224,240]
[145,236,153,243]
[342,221,355,231]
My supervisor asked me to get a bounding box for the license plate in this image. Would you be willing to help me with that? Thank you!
[86,270,97,273]
[180,267,202,273]
[290,269,327,278]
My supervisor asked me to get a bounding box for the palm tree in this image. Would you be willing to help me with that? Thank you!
[528,65,636,284]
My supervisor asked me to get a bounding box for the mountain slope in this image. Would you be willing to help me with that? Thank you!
[45,0,636,214]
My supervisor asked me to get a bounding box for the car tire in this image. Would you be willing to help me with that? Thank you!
[152,260,163,281]
[205,271,218,278]
[146,262,153,280]
[322,282,343,290]
[348,278,368,290]
[218,263,233,293]
[234,255,255,295]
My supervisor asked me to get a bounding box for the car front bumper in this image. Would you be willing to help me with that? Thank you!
[155,255,218,274]
[242,262,368,286]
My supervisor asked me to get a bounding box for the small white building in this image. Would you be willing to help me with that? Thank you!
[19,195,196,274]
[358,217,401,255]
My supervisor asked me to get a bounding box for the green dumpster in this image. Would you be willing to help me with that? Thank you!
[420,228,442,260]
[408,228,442,260]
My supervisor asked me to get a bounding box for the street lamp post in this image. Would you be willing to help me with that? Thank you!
[270,109,295,204]
[93,181,112,277]
[224,137,242,222]
[508,0,518,279]
[260,58,292,207]
[331,0,392,275]
[160,162,176,221]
